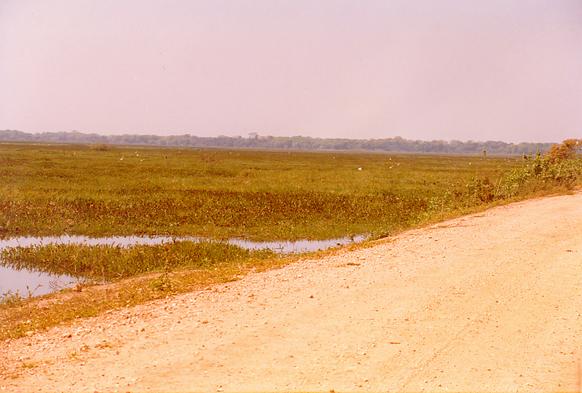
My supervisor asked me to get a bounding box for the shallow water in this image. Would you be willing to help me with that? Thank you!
[0,234,366,297]
[0,265,79,298]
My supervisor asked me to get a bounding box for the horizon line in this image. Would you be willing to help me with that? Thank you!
[0,129,563,146]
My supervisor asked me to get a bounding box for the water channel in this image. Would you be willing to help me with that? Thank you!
[0,234,366,297]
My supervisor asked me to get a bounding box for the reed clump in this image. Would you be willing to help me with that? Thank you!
[1,241,277,281]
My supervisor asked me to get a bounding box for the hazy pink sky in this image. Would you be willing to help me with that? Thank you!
[1,0,581,143]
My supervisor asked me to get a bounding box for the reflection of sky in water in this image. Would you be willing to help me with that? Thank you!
[0,234,367,297]
[0,265,78,297]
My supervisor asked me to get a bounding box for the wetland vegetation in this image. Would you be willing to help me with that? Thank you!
[1,141,580,340]
[0,143,525,240]
[1,241,277,281]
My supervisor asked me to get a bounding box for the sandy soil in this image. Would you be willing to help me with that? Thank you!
[1,192,582,392]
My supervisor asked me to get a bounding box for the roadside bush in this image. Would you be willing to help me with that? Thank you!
[547,139,581,162]
[468,140,582,202]
[466,177,495,202]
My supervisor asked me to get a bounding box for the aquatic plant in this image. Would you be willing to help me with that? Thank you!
[1,241,276,281]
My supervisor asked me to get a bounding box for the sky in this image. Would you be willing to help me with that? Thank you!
[0,0,581,143]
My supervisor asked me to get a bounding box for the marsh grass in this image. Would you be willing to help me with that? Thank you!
[1,143,581,341]
[0,143,523,240]
[1,241,277,281]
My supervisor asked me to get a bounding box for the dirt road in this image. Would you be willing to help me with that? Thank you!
[2,193,582,392]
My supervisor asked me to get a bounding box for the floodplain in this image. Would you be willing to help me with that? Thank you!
[0,143,523,240]
[0,142,580,340]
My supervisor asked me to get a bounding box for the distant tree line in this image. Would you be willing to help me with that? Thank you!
[0,130,555,155]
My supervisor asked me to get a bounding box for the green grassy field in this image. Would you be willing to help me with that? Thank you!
[1,142,581,341]
[0,143,523,240]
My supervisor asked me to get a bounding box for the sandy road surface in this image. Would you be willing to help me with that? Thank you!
[2,193,582,392]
